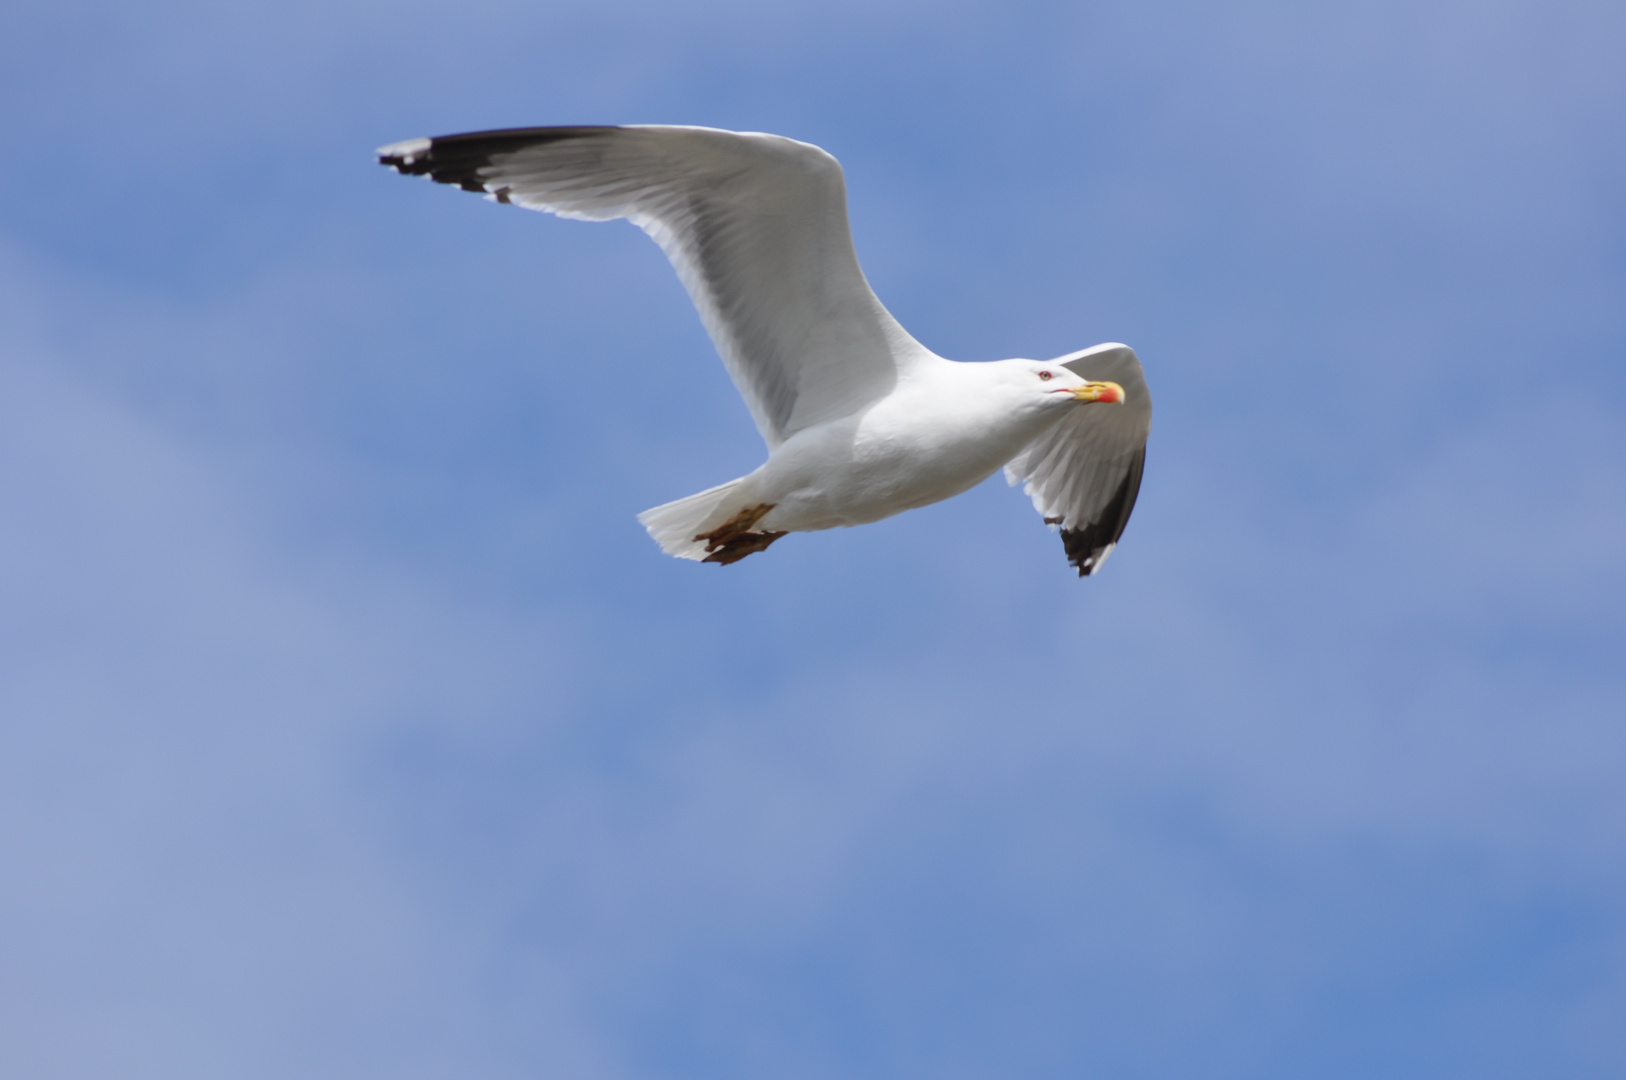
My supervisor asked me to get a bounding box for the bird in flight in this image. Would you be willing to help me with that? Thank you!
[378,126,1150,575]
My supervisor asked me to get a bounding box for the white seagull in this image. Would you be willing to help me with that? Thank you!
[378,126,1151,575]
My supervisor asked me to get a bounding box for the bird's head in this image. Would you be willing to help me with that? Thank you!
[1017,360,1125,410]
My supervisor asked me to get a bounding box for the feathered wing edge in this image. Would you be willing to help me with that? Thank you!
[1059,448,1144,576]
[1007,436,1147,577]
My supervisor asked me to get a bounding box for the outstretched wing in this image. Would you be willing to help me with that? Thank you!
[378,125,934,448]
[1004,343,1152,577]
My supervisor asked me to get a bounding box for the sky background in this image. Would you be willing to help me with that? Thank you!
[1,1,1623,1077]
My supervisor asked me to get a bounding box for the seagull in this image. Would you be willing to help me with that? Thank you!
[378,125,1151,575]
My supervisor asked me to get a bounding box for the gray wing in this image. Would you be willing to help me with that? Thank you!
[1004,343,1152,577]
[378,125,934,448]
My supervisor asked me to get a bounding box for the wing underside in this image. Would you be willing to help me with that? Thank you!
[1006,343,1152,576]
[378,125,932,446]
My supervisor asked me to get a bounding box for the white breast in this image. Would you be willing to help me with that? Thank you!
[748,362,1070,532]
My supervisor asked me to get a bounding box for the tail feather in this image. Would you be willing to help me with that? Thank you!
[637,477,751,561]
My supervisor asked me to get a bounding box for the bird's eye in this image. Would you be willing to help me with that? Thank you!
[1038,370,1053,381]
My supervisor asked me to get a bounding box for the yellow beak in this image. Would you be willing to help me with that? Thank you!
[1072,381,1125,404]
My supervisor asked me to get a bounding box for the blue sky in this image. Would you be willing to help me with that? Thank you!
[1,1,1622,1077]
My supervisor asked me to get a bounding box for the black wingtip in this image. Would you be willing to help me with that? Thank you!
[377,138,434,175]
[377,153,419,174]
[1059,447,1146,578]
[376,126,619,191]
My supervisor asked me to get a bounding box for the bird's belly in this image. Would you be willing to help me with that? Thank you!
[754,413,1027,533]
